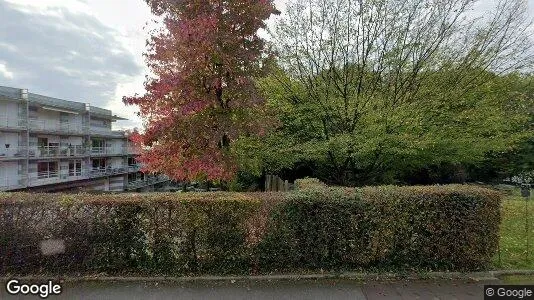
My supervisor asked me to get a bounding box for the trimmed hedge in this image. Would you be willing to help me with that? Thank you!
[260,185,501,272]
[0,185,500,275]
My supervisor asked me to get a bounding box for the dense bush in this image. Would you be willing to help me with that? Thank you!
[294,177,327,190]
[0,185,500,275]
[259,184,501,272]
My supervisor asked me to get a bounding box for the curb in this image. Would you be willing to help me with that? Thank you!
[4,270,531,283]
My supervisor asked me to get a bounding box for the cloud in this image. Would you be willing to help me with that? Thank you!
[0,0,142,122]
[0,62,14,79]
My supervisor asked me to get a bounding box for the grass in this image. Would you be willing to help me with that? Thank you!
[499,275,534,284]
[493,192,534,270]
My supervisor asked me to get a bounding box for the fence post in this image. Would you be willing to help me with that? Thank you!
[522,184,531,263]
[265,175,271,192]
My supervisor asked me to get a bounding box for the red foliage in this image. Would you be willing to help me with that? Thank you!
[124,0,277,181]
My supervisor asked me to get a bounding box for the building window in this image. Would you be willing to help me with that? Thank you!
[91,139,105,154]
[69,160,82,176]
[37,161,58,179]
[128,157,137,166]
[91,158,106,170]
[37,137,48,147]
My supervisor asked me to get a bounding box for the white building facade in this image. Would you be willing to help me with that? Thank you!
[0,86,168,192]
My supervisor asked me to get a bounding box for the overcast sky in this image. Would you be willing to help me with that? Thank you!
[0,0,532,129]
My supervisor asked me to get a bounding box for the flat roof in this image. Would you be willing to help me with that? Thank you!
[0,85,128,121]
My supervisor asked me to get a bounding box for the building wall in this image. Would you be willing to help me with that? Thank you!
[0,161,20,187]
[90,117,111,131]
[109,157,124,168]
[0,101,20,120]
[61,112,83,127]
[35,108,59,125]
[109,176,125,191]
[66,136,83,145]
[0,86,157,192]
[108,138,124,152]
[0,132,21,155]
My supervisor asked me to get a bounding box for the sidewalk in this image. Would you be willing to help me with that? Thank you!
[0,278,501,300]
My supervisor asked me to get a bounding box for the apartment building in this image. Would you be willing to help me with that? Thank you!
[0,86,169,192]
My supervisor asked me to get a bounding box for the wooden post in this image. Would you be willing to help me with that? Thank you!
[265,175,271,192]
[284,180,289,192]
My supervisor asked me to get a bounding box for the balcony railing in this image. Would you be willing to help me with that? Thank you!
[28,170,85,186]
[91,146,125,156]
[128,164,141,172]
[0,117,26,130]
[36,170,59,180]
[89,166,130,178]
[62,145,87,156]
[0,147,27,159]
[28,119,84,134]
[28,145,87,158]
[126,175,169,190]
[90,127,125,138]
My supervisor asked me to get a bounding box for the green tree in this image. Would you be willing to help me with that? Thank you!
[234,0,534,186]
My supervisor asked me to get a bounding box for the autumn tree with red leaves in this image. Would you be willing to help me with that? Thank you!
[124,0,277,181]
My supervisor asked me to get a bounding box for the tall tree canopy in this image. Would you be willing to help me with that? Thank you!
[236,0,534,185]
[124,0,277,181]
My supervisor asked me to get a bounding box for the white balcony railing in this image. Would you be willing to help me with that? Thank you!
[90,127,125,138]
[0,117,26,130]
[28,145,87,158]
[0,147,27,159]
[91,146,125,156]
[128,164,141,172]
[126,175,169,190]
[28,119,83,134]
[36,170,59,180]
[28,170,85,186]
[89,166,129,177]
[33,146,60,157]
[62,145,87,156]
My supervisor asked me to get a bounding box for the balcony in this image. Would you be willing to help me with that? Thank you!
[0,176,27,191]
[0,117,26,131]
[28,170,87,187]
[28,119,84,134]
[126,175,169,190]
[90,127,125,138]
[88,166,129,178]
[29,170,60,186]
[91,146,125,156]
[0,147,27,160]
[128,164,141,173]
[126,146,141,155]
[29,145,87,158]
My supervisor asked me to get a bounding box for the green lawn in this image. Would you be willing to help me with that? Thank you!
[494,193,534,270]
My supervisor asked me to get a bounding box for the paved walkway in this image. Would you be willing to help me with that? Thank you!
[1,279,501,299]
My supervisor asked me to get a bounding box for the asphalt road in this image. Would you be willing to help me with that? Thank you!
[0,279,499,300]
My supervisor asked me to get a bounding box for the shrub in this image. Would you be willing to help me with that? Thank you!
[361,185,501,271]
[0,185,501,275]
[258,187,376,271]
[258,185,501,272]
[294,177,327,191]
[0,192,260,275]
